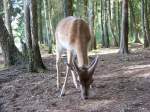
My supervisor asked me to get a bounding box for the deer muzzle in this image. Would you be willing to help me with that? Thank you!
[80,85,89,100]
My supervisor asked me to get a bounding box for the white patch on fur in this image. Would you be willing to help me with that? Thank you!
[57,32,73,50]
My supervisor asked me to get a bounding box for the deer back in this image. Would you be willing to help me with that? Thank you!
[55,16,91,66]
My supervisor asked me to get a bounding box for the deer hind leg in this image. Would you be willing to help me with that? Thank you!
[56,51,61,89]
[71,71,78,88]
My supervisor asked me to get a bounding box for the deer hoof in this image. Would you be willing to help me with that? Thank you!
[59,93,65,97]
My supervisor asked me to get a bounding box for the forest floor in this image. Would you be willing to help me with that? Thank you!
[0,44,150,112]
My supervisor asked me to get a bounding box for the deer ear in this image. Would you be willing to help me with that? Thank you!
[66,62,79,75]
[88,56,99,76]
[66,63,74,70]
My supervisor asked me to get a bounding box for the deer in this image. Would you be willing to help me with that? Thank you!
[55,16,98,100]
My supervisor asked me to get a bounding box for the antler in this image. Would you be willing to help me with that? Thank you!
[88,56,99,75]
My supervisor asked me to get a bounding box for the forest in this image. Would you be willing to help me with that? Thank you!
[0,0,150,111]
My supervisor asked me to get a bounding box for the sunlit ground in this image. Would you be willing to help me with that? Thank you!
[0,43,145,69]
[89,48,119,56]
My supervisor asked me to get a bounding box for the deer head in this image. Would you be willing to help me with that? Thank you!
[67,56,98,99]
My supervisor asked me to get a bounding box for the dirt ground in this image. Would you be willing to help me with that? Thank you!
[0,45,150,112]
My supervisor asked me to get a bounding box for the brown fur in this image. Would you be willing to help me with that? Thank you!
[55,16,98,99]
[55,16,91,66]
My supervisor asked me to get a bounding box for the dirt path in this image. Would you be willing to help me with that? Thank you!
[0,47,150,112]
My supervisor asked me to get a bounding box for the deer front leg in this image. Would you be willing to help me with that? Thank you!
[60,50,78,96]
[60,50,72,96]
[71,71,78,88]
[56,51,61,89]
[60,65,70,96]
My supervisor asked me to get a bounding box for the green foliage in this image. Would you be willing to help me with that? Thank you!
[11,0,24,41]
[7,0,149,52]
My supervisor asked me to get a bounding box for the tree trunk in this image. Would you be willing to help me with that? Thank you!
[143,0,150,47]
[64,0,73,17]
[24,0,46,72]
[129,0,141,43]
[3,0,13,37]
[24,0,34,71]
[88,0,96,50]
[38,0,44,44]
[83,0,88,20]
[129,2,134,39]
[119,0,129,54]
[0,0,3,12]
[43,0,52,53]
[30,0,46,70]
[109,0,118,46]
[101,0,105,47]
[118,1,122,42]
[0,16,23,66]
[103,0,109,48]
[48,0,55,50]
[141,0,149,47]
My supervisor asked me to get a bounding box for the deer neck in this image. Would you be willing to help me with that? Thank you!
[76,47,88,67]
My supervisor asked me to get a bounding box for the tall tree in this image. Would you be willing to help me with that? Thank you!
[129,0,141,43]
[3,0,13,37]
[0,16,23,66]
[3,0,14,49]
[119,0,129,54]
[103,0,109,48]
[88,0,96,49]
[141,0,150,48]
[38,0,43,44]
[118,1,122,42]
[64,0,73,16]
[48,0,55,46]
[100,0,105,47]
[83,0,88,17]
[24,0,46,72]
[109,0,118,46]
[0,0,3,13]
[43,0,52,53]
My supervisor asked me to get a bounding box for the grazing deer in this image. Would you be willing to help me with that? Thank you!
[55,16,98,99]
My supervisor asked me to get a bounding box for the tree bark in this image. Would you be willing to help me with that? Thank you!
[0,16,23,66]
[103,0,109,48]
[64,0,73,17]
[88,0,96,50]
[43,0,52,53]
[38,0,44,44]
[24,0,46,72]
[118,1,122,42]
[83,0,88,20]
[141,0,150,47]
[129,0,141,43]
[109,0,118,46]
[101,0,105,47]
[119,0,129,54]
[0,0,3,12]
[3,0,13,37]
[143,0,150,47]
[48,0,55,52]
[24,0,34,71]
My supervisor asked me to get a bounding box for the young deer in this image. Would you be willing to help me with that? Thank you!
[55,16,98,99]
